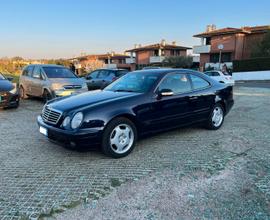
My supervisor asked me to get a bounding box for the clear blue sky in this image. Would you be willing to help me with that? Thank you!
[0,0,269,59]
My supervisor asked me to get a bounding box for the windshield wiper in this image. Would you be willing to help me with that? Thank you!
[114,89,135,92]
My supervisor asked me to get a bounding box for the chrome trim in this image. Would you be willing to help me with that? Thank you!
[42,106,62,125]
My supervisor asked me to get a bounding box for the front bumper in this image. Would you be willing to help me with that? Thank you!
[37,115,103,147]
[0,92,19,108]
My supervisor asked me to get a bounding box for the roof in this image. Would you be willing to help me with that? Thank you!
[70,54,130,60]
[126,43,191,52]
[193,25,270,38]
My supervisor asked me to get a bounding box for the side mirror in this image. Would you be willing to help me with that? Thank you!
[6,76,13,81]
[158,89,174,97]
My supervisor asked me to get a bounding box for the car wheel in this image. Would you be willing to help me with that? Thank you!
[101,117,137,158]
[206,103,224,130]
[43,90,52,103]
[19,86,28,99]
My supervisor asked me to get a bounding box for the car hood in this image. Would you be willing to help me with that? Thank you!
[50,77,85,86]
[47,90,140,112]
[0,80,13,92]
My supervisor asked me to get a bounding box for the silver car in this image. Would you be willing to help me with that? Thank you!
[19,64,88,101]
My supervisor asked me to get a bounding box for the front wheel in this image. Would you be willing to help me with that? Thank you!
[206,104,224,130]
[101,117,137,158]
[19,86,28,99]
[43,90,52,103]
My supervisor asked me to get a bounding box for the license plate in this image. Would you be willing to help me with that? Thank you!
[39,126,48,136]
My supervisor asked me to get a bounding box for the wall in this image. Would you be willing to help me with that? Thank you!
[210,35,236,53]
[233,70,270,81]
[136,51,151,64]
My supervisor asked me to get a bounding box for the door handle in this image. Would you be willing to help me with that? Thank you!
[189,97,198,100]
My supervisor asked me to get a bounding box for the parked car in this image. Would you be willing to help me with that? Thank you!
[0,73,20,108]
[84,69,129,90]
[37,69,234,158]
[204,70,235,85]
[19,64,88,102]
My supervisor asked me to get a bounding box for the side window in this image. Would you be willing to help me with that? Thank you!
[22,66,33,76]
[98,70,110,79]
[158,73,192,94]
[212,71,220,76]
[32,66,41,79]
[190,75,210,90]
[89,70,99,79]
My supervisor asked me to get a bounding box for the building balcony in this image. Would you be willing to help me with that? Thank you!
[150,56,165,63]
[125,57,136,64]
[193,45,211,54]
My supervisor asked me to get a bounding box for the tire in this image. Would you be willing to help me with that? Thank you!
[206,103,224,130]
[19,86,28,99]
[101,117,137,158]
[43,89,52,103]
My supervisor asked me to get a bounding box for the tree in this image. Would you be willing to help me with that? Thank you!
[251,30,270,58]
[162,56,193,68]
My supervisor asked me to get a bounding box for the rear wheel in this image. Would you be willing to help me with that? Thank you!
[206,103,224,130]
[19,86,28,99]
[101,117,137,158]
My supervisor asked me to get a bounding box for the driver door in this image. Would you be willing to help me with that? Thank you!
[31,66,44,97]
[140,72,194,131]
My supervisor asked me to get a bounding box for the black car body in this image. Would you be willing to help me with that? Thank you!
[37,69,234,158]
[0,73,19,108]
[85,69,129,90]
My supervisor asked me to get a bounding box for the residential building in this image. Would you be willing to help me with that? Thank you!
[193,25,270,71]
[70,53,135,73]
[125,40,191,68]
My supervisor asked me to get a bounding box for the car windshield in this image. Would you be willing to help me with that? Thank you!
[104,72,159,93]
[43,67,77,78]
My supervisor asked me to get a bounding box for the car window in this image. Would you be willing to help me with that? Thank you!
[204,71,213,76]
[97,70,110,79]
[89,70,99,79]
[190,74,210,90]
[32,66,42,79]
[23,66,34,76]
[43,67,77,78]
[115,70,128,77]
[212,71,220,76]
[0,73,5,80]
[158,73,192,94]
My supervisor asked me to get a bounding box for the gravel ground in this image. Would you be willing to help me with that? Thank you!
[0,86,270,220]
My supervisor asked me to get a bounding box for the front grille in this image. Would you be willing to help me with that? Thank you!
[42,106,62,125]
[63,85,82,90]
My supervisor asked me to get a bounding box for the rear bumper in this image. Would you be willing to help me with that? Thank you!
[37,115,103,147]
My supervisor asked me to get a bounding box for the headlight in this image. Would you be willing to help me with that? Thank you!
[62,116,71,128]
[9,86,17,94]
[71,112,83,129]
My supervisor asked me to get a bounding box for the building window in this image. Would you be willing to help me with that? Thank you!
[210,53,232,63]
[206,37,211,45]
[154,50,159,56]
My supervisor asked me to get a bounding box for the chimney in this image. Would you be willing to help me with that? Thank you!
[206,24,216,32]
[172,41,176,46]
[134,44,138,49]
[161,39,166,46]
[138,44,142,48]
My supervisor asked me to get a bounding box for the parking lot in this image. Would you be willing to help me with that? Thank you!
[0,85,270,219]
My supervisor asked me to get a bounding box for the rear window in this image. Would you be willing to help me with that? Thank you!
[43,67,77,78]
[190,74,210,90]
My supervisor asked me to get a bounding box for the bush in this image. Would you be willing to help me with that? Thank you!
[233,57,270,72]
[162,56,193,68]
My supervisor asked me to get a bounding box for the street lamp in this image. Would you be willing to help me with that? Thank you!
[218,44,224,70]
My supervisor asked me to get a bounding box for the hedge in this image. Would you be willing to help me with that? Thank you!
[233,57,270,72]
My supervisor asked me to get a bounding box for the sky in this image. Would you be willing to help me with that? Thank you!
[0,0,269,59]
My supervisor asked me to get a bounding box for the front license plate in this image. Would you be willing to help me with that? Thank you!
[39,126,48,136]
